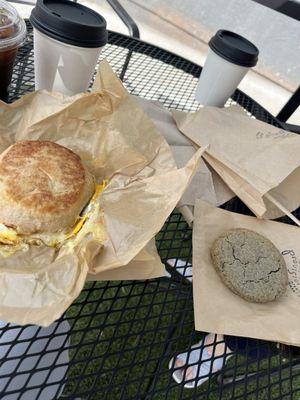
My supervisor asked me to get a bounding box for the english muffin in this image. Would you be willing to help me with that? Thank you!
[0,141,94,234]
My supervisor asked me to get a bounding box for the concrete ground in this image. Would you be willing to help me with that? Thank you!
[13,0,300,124]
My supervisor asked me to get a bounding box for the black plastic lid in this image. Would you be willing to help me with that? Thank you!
[209,30,259,67]
[30,0,107,48]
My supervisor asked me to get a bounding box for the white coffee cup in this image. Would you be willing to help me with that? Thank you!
[33,29,104,95]
[195,30,259,107]
[30,0,107,95]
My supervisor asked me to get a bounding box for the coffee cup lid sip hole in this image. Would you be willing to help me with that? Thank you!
[30,0,108,48]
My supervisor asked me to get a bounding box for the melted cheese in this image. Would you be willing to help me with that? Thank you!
[64,180,107,241]
[90,180,107,203]
[0,181,107,251]
[0,224,20,245]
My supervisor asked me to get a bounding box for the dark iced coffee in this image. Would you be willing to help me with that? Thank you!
[0,2,26,102]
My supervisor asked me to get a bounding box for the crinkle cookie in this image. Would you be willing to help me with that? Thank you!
[211,229,288,303]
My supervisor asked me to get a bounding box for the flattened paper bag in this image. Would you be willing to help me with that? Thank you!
[0,61,205,326]
[193,199,300,346]
[173,106,300,219]
[135,97,233,225]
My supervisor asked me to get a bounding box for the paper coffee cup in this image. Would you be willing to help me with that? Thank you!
[195,30,259,107]
[0,1,26,102]
[30,0,108,95]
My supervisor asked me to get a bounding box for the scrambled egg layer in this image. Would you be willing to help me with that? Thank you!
[0,181,107,255]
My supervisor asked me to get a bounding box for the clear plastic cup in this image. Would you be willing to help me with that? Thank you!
[0,1,26,102]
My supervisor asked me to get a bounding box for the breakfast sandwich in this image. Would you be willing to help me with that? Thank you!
[0,140,106,254]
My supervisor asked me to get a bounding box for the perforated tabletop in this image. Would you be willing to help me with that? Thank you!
[2,22,300,400]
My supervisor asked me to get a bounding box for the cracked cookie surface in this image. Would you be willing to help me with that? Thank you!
[211,229,288,303]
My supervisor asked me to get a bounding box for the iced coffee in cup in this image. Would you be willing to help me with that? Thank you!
[30,0,108,96]
[0,1,26,102]
[195,30,259,107]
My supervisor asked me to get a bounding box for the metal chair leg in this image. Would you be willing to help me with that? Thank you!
[277,86,300,122]
[106,0,140,39]
[74,0,139,80]
[276,86,300,134]
[105,0,140,81]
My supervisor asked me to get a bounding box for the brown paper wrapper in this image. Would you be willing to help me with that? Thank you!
[193,199,300,346]
[87,239,165,281]
[173,106,300,219]
[136,97,234,226]
[0,61,204,326]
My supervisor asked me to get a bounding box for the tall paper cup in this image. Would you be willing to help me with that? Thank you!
[33,29,104,95]
[195,30,259,107]
[30,0,107,95]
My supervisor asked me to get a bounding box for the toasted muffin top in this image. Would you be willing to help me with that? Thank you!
[0,141,95,234]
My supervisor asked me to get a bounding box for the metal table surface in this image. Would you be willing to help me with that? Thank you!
[2,22,300,400]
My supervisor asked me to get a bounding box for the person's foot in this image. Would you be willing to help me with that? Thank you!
[169,333,232,388]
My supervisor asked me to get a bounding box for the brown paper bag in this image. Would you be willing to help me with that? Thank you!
[87,239,165,281]
[0,60,205,326]
[173,106,300,219]
[135,96,233,225]
[193,199,300,345]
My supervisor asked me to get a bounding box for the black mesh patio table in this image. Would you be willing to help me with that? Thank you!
[2,22,300,400]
